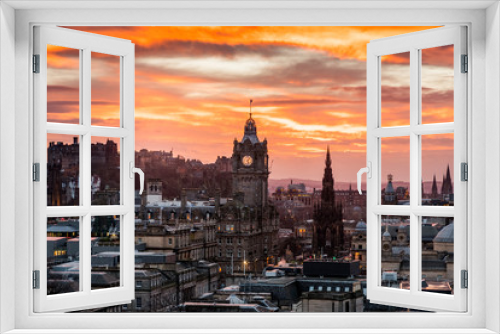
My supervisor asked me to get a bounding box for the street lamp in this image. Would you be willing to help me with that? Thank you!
[243,250,247,278]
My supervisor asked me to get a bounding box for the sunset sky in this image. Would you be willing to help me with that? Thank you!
[47,26,454,185]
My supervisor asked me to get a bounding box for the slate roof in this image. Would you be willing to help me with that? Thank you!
[47,225,78,233]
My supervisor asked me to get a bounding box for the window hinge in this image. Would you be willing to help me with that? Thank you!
[461,270,468,289]
[461,54,468,73]
[33,163,40,182]
[461,162,468,181]
[33,54,40,73]
[33,270,40,289]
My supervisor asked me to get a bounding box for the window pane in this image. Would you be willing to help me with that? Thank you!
[421,45,454,124]
[91,137,121,205]
[381,137,410,205]
[91,215,121,290]
[380,52,410,127]
[91,52,121,127]
[421,216,454,295]
[47,45,80,124]
[421,134,454,206]
[47,134,80,206]
[381,215,410,289]
[47,217,80,295]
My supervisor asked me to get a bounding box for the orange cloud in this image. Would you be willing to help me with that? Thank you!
[46,26,450,182]
[68,26,437,62]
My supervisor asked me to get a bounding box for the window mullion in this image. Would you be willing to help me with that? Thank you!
[409,47,420,295]
[82,48,91,208]
[81,48,92,294]
[81,213,90,293]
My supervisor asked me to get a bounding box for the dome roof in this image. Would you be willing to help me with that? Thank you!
[433,223,454,243]
[241,114,260,144]
[245,118,256,127]
[355,221,366,231]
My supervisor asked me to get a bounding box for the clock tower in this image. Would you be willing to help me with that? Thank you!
[231,101,269,210]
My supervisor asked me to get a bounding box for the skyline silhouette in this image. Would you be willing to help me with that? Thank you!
[47,26,453,182]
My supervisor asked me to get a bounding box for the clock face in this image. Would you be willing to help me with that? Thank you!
[242,155,253,166]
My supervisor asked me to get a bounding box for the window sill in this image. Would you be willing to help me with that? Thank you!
[3,329,498,334]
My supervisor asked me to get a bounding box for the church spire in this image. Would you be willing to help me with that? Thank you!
[431,174,438,198]
[321,146,335,206]
[441,164,453,195]
[326,145,332,168]
[313,145,343,258]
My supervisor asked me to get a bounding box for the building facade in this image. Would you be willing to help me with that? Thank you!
[216,112,280,276]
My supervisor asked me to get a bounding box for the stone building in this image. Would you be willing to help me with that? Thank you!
[128,270,163,312]
[216,111,280,276]
[335,185,367,221]
[135,218,218,262]
[239,275,363,312]
[350,221,367,273]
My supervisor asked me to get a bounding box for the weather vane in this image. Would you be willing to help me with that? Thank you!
[249,99,253,119]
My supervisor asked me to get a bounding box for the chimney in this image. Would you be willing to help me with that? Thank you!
[73,137,78,145]
[181,188,186,214]
[215,188,221,216]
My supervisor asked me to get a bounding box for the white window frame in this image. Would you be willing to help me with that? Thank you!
[365,26,467,312]
[0,2,498,333]
[33,25,136,313]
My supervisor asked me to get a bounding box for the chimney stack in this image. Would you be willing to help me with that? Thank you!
[181,188,187,215]
[215,188,221,216]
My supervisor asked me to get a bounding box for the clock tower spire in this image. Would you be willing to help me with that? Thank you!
[249,99,253,119]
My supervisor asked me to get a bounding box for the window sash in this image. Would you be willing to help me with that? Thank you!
[366,26,467,312]
[33,26,136,312]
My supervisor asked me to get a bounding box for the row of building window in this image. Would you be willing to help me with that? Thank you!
[217,238,244,245]
[135,278,161,289]
[219,248,257,258]
[216,237,269,245]
[308,286,350,293]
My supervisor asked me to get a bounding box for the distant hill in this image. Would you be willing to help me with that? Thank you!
[268,178,361,194]
[269,179,448,195]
